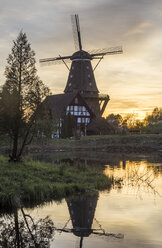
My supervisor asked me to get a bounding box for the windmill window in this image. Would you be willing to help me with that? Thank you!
[82,106,86,111]
[77,117,81,123]
[70,111,74,115]
[72,66,74,70]
[89,82,92,86]
[74,106,78,111]
[66,106,70,111]
[70,74,73,78]
[70,106,73,111]
[88,74,91,78]
[69,82,72,87]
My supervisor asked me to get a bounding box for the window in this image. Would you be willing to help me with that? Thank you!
[88,74,91,78]
[70,74,73,78]
[86,118,90,123]
[89,82,92,86]
[86,66,89,69]
[69,82,71,87]
[72,66,74,70]
[74,106,78,111]
[77,118,81,123]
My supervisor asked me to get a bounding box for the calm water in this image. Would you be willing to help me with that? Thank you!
[1,154,162,248]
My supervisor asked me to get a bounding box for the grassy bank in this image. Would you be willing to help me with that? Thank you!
[1,134,162,156]
[0,156,112,210]
[24,134,162,154]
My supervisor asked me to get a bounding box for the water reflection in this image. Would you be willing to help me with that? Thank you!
[55,194,124,248]
[105,160,162,198]
[0,208,54,248]
[1,154,162,248]
[0,195,124,248]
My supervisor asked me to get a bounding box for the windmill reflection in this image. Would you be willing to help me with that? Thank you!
[57,194,124,248]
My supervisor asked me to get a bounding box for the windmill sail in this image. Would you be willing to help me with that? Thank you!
[71,14,82,51]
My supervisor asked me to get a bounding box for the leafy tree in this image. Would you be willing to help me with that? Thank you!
[60,113,75,138]
[106,113,123,127]
[122,113,137,129]
[0,31,50,161]
[144,107,162,125]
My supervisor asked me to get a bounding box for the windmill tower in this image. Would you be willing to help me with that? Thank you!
[40,15,123,119]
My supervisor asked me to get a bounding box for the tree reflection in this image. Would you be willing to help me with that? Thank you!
[105,160,161,198]
[0,208,54,248]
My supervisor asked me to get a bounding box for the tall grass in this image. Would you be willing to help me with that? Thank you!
[0,157,112,211]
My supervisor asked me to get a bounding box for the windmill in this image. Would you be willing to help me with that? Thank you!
[40,14,123,118]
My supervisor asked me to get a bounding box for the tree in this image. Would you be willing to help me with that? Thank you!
[144,107,162,125]
[0,31,50,161]
[106,113,123,127]
[60,113,75,138]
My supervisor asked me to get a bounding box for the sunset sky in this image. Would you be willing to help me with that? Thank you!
[0,0,162,119]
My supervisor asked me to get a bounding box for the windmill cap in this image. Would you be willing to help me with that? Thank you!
[71,50,92,60]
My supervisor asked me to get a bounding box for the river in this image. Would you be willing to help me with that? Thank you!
[0,152,162,248]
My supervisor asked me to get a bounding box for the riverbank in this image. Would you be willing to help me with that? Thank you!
[23,134,162,154]
[0,156,112,211]
[1,134,162,159]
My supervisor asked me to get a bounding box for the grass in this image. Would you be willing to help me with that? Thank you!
[30,134,162,153]
[0,156,113,211]
[1,134,162,155]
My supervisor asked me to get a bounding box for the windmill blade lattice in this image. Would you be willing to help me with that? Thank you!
[39,55,71,66]
[91,46,123,57]
[71,14,82,51]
